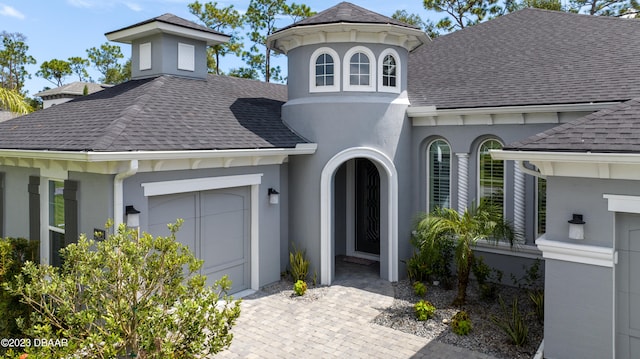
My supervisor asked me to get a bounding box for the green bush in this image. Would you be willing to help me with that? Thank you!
[407,228,455,283]
[472,256,503,300]
[8,221,241,358]
[491,296,529,346]
[529,289,544,323]
[289,244,309,282]
[451,311,472,335]
[414,300,436,321]
[413,281,427,297]
[293,280,307,296]
[0,237,39,339]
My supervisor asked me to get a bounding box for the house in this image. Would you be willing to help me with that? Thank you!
[0,3,638,358]
[494,98,640,358]
[35,82,111,109]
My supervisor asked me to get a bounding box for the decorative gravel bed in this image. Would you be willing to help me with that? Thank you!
[372,279,543,359]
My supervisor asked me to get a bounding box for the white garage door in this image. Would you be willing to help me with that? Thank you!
[148,186,250,293]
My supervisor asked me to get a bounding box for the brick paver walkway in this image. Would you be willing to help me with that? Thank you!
[217,261,499,359]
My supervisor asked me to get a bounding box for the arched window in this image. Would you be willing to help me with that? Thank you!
[478,139,504,211]
[378,49,401,93]
[309,47,340,93]
[343,46,375,92]
[427,139,451,212]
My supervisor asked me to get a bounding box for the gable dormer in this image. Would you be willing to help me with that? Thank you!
[106,14,230,80]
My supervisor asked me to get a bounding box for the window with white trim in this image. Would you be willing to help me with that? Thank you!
[427,139,451,212]
[478,139,504,211]
[378,49,400,93]
[309,47,340,92]
[49,180,65,267]
[343,46,375,91]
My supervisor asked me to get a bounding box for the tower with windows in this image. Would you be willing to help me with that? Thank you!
[267,2,428,285]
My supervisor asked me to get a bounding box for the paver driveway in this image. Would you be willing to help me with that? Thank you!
[217,261,498,359]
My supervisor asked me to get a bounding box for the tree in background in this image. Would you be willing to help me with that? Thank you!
[0,31,36,94]
[68,56,91,82]
[423,0,502,32]
[243,0,314,82]
[36,59,72,87]
[392,9,440,38]
[569,0,639,14]
[188,1,244,75]
[86,42,129,84]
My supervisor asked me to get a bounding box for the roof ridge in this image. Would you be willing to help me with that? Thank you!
[91,77,166,150]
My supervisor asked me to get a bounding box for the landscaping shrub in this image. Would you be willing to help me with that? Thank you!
[414,300,436,321]
[293,280,307,296]
[289,244,309,282]
[7,221,241,358]
[451,311,473,335]
[529,289,544,323]
[413,281,427,297]
[407,229,455,283]
[0,237,38,340]
[491,296,529,346]
[472,256,503,300]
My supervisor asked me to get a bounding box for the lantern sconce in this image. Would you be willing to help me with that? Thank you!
[568,214,585,240]
[126,205,141,227]
[268,188,280,205]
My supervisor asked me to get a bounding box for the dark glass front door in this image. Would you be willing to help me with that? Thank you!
[355,159,380,255]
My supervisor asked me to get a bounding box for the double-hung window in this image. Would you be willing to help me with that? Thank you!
[344,46,375,91]
[478,139,505,212]
[427,139,451,212]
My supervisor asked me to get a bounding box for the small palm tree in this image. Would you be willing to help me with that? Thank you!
[414,199,516,306]
[0,87,32,115]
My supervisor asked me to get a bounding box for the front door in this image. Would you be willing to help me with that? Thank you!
[616,213,640,358]
[355,159,380,256]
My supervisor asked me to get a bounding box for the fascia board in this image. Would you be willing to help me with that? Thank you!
[107,21,230,45]
[490,150,640,164]
[407,102,620,118]
[0,144,318,163]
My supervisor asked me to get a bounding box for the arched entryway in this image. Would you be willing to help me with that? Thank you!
[320,147,398,285]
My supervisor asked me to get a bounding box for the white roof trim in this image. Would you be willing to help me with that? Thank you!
[410,102,619,126]
[491,150,640,180]
[107,21,230,46]
[0,144,317,162]
[268,22,428,54]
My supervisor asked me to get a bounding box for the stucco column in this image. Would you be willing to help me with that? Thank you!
[513,160,526,242]
[456,153,469,213]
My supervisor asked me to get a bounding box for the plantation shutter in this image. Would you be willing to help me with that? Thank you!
[63,180,79,247]
[479,140,504,209]
[28,176,40,241]
[428,140,451,212]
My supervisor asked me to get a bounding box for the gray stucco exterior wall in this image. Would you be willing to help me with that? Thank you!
[68,171,113,240]
[544,258,613,358]
[131,33,208,80]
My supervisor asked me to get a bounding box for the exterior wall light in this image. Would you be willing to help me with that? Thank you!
[568,214,585,240]
[268,188,280,205]
[126,205,141,227]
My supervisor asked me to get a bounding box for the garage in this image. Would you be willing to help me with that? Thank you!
[148,186,251,294]
[616,212,640,358]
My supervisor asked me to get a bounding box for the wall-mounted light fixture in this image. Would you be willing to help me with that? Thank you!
[268,188,280,205]
[126,205,141,227]
[568,214,585,240]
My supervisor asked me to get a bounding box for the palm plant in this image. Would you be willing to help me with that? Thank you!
[0,87,32,115]
[414,198,517,306]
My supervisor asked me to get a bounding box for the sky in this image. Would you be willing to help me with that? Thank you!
[0,0,433,97]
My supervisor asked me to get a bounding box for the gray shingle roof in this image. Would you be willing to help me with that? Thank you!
[35,82,110,98]
[105,13,227,37]
[505,98,640,153]
[275,2,419,33]
[0,75,305,151]
[408,8,640,109]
